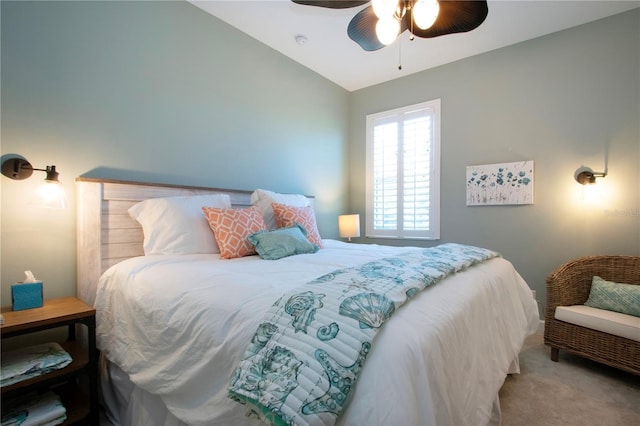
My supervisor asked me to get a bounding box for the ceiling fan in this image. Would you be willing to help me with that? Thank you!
[292,0,489,51]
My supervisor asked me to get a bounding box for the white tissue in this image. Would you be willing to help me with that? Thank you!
[23,270,38,283]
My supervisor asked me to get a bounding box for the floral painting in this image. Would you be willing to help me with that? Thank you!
[466,161,534,206]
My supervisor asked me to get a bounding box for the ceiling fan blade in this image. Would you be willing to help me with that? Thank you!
[348,6,410,51]
[292,0,369,9]
[407,0,488,38]
[348,6,384,51]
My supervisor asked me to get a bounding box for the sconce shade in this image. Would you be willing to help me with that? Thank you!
[574,166,606,185]
[39,180,68,209]
[339,214,361,241]
[1,156,66,208]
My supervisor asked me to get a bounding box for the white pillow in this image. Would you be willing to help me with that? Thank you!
[250,189,310,229]
[129,194,231,255]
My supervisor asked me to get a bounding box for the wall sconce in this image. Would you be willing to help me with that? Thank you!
[338,214,360,242]
[1,156,67,208]
[574,166,607,185]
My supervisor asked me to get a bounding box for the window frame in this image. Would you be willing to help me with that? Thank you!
[365,99,441,240]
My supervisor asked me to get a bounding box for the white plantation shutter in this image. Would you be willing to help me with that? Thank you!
[372,119,398,230]
[366,100,440,239]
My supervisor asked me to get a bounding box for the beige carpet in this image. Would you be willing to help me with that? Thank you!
[500,333,640,426]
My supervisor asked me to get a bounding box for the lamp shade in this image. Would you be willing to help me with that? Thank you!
[2,157,67,209]
[38,180,68,209]
[338,214,361,241]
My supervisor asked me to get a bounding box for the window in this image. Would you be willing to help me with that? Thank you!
[365,99,440,240]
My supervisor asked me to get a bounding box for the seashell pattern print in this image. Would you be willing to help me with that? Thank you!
[244,322,278,359]
[339,292,396,329]
[356,263,404,285]
[284,291,325,334]
[230,243,500,426]
[308,270,347,285]
[302,342,371,415]
[383,257,407,268]
[231,345,303,417]
[317,322,339,341]
[420,259,457,275]
[405,287,419,299]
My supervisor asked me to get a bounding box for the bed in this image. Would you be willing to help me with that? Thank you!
[76,177,539,426]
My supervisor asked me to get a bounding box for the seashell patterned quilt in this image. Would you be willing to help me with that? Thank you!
[228,243,500,426]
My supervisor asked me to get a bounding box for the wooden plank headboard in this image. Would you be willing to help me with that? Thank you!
[76,177,255,306]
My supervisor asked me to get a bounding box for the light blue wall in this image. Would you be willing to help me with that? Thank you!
[2,2,638,313]
[348,9,640,308]
[1,1,350,302]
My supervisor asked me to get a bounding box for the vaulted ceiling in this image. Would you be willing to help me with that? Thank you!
[191,1,639,91]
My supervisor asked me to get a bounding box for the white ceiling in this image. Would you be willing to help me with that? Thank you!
[190,0,639,91]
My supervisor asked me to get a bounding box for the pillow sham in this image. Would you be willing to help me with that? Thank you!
[201,206,267,259]
[248,224,319,260]
[250,188,310,229]
[128,194,231,255]
[585,276,640,317]
[271,203,323,248]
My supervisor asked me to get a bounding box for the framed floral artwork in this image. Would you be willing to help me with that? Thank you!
[466,161,534,206]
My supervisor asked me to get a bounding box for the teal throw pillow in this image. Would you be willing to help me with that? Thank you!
[248,223,319,260]
[584,276,640,317]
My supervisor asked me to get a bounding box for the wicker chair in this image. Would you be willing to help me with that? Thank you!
[544,255,640,375]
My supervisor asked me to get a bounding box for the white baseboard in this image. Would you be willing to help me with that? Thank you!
[537,320,545,335]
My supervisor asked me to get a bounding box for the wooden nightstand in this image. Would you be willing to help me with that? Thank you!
[1,297,98,425]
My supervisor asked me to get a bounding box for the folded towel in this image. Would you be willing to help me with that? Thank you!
[1,391,67,426]
[1,343,72,387]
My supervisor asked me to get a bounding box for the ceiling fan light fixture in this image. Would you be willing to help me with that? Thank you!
[376,16,400,45]
[293,0,488,52]
[413,0,439,30]
[372,0,398,19]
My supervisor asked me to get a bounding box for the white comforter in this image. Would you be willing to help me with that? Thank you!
[95,240,539,426]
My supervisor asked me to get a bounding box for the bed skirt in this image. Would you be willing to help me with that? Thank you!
[100,354,516,426]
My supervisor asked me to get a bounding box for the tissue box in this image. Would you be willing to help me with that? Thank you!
[11,282,43,311]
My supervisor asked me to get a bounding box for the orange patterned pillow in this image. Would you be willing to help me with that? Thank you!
[202,206,267,259]
[271,203,323,248]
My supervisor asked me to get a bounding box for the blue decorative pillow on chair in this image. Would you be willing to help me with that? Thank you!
[248,223,319,260]
[584,276,640,317]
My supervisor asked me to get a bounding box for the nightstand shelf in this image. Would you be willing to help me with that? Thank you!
[1,297,98,425]
[55,383,91,425]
